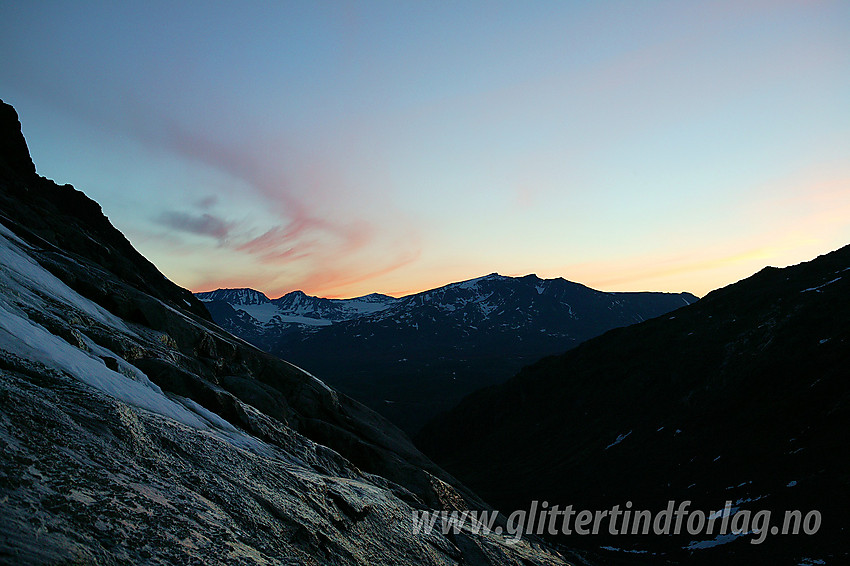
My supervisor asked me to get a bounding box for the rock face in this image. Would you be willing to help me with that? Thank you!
[0,100,576,566]
[417,244,850,564]
[0,102,35,177]
[0,105,209,324]
[198,275,696,434]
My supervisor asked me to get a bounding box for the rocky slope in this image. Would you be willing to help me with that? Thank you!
[417,243,850,564]
[198,276,696,434]
[0,99,578,565]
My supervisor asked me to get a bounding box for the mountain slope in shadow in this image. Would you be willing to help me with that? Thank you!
[418,243,850,565]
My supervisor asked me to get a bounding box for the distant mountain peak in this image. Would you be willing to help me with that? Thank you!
[195,287,270,305]
[352,292,396,302]
[448,272,509,290]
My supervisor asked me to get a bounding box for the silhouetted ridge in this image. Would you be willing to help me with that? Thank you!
[0,100,36,177]
[417,244,850,564]
[0,98,210,322]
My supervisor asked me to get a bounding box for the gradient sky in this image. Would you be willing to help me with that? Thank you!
[2,1,848,298]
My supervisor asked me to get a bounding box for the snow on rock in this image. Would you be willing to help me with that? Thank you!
[685,532,747,550]
[801,277,842,293]
[0,300,209,430]
[0,228,269,451]
[605,430,632,449]
[196,288,270,305]
[0,223,133,334]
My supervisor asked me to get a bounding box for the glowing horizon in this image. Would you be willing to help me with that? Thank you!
[2,1,848,300]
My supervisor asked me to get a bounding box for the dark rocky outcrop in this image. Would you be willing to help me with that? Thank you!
[0,101,209,323]
[0,102,36,177]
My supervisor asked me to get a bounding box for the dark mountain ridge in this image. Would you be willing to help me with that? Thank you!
[417,243,850,564]
[0,103,210,325]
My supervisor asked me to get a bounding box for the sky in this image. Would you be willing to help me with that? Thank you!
[1,1,848,299]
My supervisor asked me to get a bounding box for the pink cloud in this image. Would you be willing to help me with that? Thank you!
[148,118,422,296]
[273,243,422,298]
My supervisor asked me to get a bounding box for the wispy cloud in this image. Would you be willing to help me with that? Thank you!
[155,211,235,243]
[195,195,218,210]
[147,118,422,295]
[288,240,422,298]
[6,74,407,286]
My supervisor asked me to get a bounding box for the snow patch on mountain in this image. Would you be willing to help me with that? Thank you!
[455,273,507,290]
[801,277,842,293]
[196,288,270,305]
[198,273,699,342]
[0,223,133,333]
[0,228,285,457]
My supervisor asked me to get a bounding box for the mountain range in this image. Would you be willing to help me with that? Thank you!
[197,277,696,433]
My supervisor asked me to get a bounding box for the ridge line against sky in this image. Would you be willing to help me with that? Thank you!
[1,1,848,299]
[194,271,702,302]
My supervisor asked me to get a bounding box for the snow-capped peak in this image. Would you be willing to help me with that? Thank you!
[195,288,270,305]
